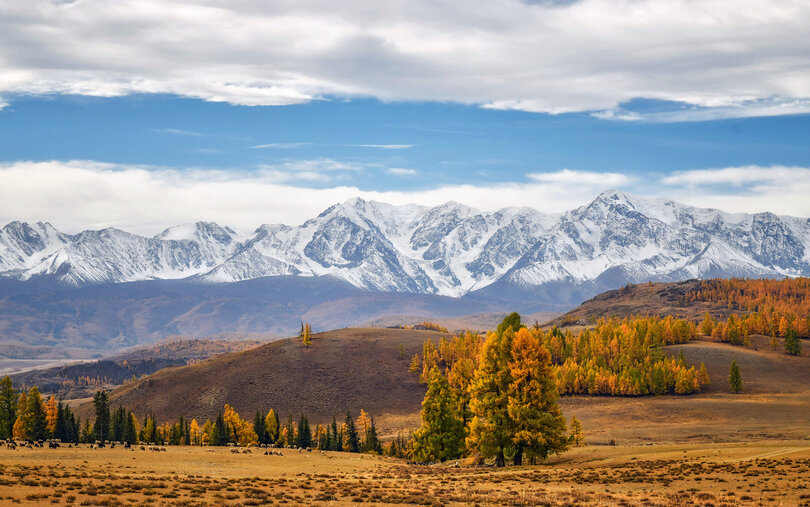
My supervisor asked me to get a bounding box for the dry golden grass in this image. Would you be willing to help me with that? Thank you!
[1,442,809,505]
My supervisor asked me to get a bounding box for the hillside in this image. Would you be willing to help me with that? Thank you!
[10,337,265,399]
[547,279,739,327]
[87,328,451,427]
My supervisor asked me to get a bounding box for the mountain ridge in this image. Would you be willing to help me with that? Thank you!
[2,191,809,300]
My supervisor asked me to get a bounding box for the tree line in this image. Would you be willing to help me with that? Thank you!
[688,278,810,340]
[412,314,709,398]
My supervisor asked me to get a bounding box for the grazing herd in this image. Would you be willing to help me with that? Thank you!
[2,438,321,457]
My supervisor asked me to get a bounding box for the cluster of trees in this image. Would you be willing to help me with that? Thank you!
[415,315,708,398]
[689,278,810,339]
[0,377,82,443]
[411,314,572,466]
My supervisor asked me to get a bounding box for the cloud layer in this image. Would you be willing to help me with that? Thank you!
[1,0,809,119]
[0,161,807,235]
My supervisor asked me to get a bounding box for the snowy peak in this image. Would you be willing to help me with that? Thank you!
[2,192,810,299]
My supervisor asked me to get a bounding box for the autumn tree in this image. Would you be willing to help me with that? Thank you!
[265,409,279,444]
[467,327,514,467]
[408,354,421,373]
[700,312,715,335]
[412,367,465,462]
[45,397,58,436]
[189,419,201,445]
[13,389,28,440]
[728,360,742,394]
[569,416,584,447]
[300,322,313,347]
[507,328,568,465]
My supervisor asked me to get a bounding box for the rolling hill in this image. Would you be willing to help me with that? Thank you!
[85,327,451,428]
[547,279,739,327]
[81,281,810,444]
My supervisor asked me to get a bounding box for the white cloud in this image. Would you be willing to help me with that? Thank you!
[0,161,807,236]
[0,0,808,119]
[528,169,633,187]
[656,165,810,217]
[388,168,417,176]
[661,165,810,186]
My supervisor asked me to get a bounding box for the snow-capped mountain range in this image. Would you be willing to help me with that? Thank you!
[2,191,809,298]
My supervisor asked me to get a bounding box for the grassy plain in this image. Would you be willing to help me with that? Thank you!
[1,441,809,505]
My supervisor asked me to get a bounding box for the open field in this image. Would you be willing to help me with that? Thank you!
[1,441,809,505]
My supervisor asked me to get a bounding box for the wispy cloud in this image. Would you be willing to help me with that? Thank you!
[251,142,313,149]
[155,128,204,136]
[251,143,413,149]
[1,1,807,120]
[661,165,810,187]
[351,144,414,150]
[528,169,633,187]
[388,168,418,176]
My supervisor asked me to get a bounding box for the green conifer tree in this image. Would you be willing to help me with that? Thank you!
[0,376,18,440]
[92,391,111,442]
[25,387,49,441]
[412,366,465,462]
[728,360,743,394]
[343,412,360,452]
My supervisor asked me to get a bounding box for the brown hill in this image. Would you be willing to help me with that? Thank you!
[546,279,738,327]
[84,327,450,428]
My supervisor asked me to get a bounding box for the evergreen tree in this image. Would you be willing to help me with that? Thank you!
[80,420,94,443]
[412,366,465,462]
[211,412,228,446]
[25,387,49,441]
[569,415,584,447]
[343,411,360,452]
[330,416,341,451]
[728,360,743,394]
[0,376,17,440]
[296,414,312,448]
[784,328,802,356]
[110,406,126,442]
[92,391,111,442]
[253,410,266,444]
[506,329,568,465]
[365,416,382,454]
[496,312,524,336]
[124,412,138,444]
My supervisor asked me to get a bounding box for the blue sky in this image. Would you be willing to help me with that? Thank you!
[1,94,808,191]
[0,0,809,233]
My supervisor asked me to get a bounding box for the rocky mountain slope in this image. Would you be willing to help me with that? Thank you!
[2,191,808,300]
